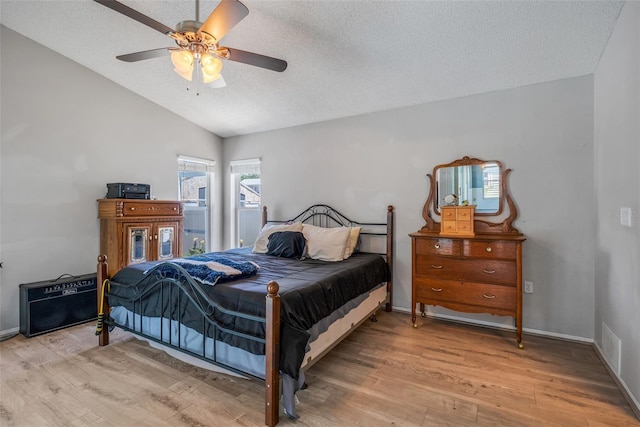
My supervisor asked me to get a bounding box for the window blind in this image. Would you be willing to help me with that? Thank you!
[230,158,261,175]
[178,155,216,173]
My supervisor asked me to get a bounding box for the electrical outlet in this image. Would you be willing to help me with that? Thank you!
[524,281,533,294]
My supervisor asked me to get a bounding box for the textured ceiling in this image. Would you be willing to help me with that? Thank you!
[0,0,624,138]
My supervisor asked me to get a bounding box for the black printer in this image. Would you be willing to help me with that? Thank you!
[105,183,150,199]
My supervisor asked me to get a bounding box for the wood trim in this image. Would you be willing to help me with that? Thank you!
[386,205,394,312]
[265,281,280,427]
[96,255,109,347]
[421,173,437,232]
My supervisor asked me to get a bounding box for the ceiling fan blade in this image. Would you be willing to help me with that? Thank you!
[93,0,175,36]
[224,48,287,72]
[116,48,170,62]
[198,0,249,42]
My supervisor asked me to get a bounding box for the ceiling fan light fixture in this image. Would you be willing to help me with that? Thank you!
[171,50,194,73]
[201,53,223,83]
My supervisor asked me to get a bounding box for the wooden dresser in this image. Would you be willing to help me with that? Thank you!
[413,156,526,347]
[410,231,525,346]
[98,199,184,277]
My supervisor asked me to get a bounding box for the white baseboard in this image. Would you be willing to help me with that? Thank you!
[392,306,594,343]
[0,327,20,341]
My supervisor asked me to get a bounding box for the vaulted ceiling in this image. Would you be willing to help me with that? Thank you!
[0,0,624,138]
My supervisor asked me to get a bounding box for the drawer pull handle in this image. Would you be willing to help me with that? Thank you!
[486,247,492,252]
[483,269,496,274]
[431,264,443,269]
[434,244,440,249]
[130,207,135,211]
[483,294,496,299]
[431,287,443,292]
[154,235,158,240]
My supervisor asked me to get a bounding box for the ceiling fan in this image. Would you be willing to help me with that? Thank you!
[93,0,287,89]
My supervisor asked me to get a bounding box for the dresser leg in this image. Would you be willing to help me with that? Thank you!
[517,321,524,349]
[412,303,417,327]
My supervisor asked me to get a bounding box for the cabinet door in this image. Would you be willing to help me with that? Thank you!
[125,224,152,265]
[154,221,180,261]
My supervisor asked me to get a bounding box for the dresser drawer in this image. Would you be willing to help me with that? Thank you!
[414,256,464,280]
[456,281,516,311]
[455,207,474,220]
[414,277,462,302]
[456,220,473,233]
[414,237,461,256]
[463,240,517,259]
[122,202,182,217]
[415,277,516,311]
[441,221,457,234]
[458,259,516,285]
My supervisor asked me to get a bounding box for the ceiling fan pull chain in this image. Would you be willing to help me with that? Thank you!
[194,56,202,96]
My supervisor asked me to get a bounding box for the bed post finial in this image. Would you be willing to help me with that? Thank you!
[265,280,280,426]
[266,281,279,296]
[262,205,268,227]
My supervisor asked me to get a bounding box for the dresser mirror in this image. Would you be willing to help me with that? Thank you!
[435,160,502,215]
[422,156,520,234]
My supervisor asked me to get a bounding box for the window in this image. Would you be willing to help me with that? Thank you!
[483,165,500,199]
[230,158,261,248]
[178,156,215,255]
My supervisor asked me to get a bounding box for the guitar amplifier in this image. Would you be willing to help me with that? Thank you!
[19,273,98,337]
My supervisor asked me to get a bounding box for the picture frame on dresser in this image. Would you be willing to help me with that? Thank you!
[410,156,526,348]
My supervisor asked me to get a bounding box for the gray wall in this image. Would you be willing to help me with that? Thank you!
[594,1,640,409]
[223,75,596,340]
[0,26,223,333]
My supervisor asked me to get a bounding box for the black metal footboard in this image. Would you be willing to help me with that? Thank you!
[105,262,268,380]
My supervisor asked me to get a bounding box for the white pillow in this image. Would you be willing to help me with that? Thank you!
[343,226,361,259]
[302,224,351,262]
[253,222,303,253]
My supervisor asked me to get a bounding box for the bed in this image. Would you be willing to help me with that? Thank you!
[96,204,394,426]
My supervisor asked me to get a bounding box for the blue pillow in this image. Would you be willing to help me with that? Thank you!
[266,231,307,259]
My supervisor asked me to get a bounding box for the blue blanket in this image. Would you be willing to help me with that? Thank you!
[147,253,260,286]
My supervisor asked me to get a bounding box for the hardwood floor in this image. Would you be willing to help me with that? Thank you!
[1,311,638,426]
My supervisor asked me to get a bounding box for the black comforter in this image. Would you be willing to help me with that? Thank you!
[107,248,389,378]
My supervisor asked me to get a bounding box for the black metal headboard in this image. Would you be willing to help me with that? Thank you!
[262,204,394,311]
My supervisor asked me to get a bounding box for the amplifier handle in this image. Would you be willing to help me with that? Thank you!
[51,273,76,282]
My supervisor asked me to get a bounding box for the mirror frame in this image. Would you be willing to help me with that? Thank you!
[421,156,520,234]
[434,157,504,216]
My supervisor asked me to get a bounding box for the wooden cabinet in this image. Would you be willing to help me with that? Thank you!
[440,205,475,236]
[410,232,525,347]
[98,199,184,277]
